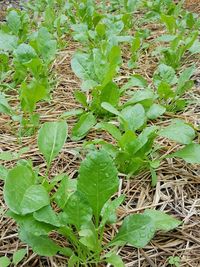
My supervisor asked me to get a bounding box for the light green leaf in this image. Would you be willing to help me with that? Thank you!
[62,192,92,230]
[0,165,8,181]
[7,10,21,34]
[95,122,121,141]
[171,143,200,164]
[19,231,59,256]
[105,254,125,267]
[0,256,10,267]
[77,150,119,221]
[0,93,13,115]
[79,222,98,251]
[147,104,166,120]
[100,82,120,107]
[4,166,35,214]
[38,121,68,166]
[61,109,83,118]
[101,102,121,116]
[71,112,96,141]
[159,121,195,144]
[20,185,50,215]
[112,214,155,248]
[13,249,27,265]
[0,31,18,51]
[121,74,148,92]
[121,104,146,131]
[34,205,60,227]
[144,210,181,231]
[14,44,37,64]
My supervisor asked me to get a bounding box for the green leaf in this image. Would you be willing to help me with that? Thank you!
[0,165,8,181]
[14,44,37,64]
[54,175,77,209]
[159,121,195,145]
[7,10,21,34]
[4,166,35,214]
[38,121,68,166]
[112,214,155,248]
[68,255,79,267]
[171,143,200,164]
[19,231,60,256]
[0,93,13,115]
[144,210,181,231]
[79,222,98,251]
[13,249,27,265]
[125,90,155,106]
[61,109,83,118]
[100,195,125,227]
[157,82,174,100]
[100,82,120,107]
[62,192,92,230]
[71,112,96,141]
[20,80,47,113]
[74,90,87,107]
[34,205,61,227]
[0,31,18,51]
[121,74,148,92]
[36,27,57,63]
[147,104,166,120]
[105,254,125,267]
[77,150,119,222]
[20,185,50,215]
[95,122,122,141]
[101,102,121,116]
[121,104,146,131]
[0,257,10,267]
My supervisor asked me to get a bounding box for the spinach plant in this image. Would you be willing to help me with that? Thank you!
[3,121,181,266]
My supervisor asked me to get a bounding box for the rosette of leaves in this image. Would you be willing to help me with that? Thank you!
[3,121,180,266]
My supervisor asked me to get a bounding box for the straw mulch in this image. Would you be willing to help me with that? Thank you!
[0,2,200,267]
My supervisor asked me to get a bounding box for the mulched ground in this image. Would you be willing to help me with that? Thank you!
[0,1,200,267]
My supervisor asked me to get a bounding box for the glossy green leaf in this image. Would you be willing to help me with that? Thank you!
[38,121,68,166]
[144,210,181,231]
[171,143,200,164]
[13,249,27,265]
[78,150,119,221]
[62,192,92,230]
[71,112,96,141]
[159,121,195,144]
[112,214,155,248]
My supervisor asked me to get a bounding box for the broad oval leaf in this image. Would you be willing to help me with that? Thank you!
[0,257,10,267]
[0,31,18,51]
[105,254,125,267]
[77,150,119,221]
[34,205,60,227]
[20,185,49,215]
[159,120,195,145]
[4,166,35,214]
[147,104,166,120]
[121,103,146,131]
[38,121,68,166]
[13,249,27,265]
[71,112,96,141]
[111,214,155,248]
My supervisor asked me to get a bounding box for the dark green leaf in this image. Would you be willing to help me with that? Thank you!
[78,150,119,221]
